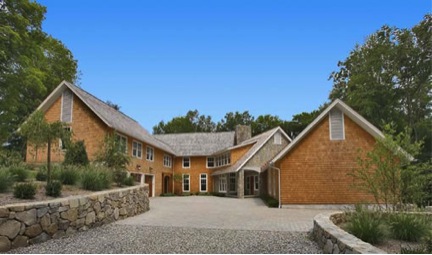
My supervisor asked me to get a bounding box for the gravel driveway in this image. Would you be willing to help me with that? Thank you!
[10,196,330,254]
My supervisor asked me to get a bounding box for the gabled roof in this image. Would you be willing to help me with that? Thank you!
[154,132,235,157]
[212,127,291,176]
[270,99,385,164]
[36,81,176,155]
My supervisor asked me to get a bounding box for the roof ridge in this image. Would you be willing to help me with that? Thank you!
[65,82,141,125]
[154,131,236,136]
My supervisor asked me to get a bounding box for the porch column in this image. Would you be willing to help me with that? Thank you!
[237,169,244,199]
[140,174,145,185]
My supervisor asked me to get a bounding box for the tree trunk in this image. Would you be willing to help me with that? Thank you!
[47,140,51,184]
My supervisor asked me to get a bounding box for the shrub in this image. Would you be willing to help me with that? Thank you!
[160,193,175,197]
[212,192,226,197]
[346,209,385,244]
[0,169,14,193]
[113,169,128,187]
[388,213,429,242]
[8,165,28,182]
[260,194,279,208]
[400,246,430,254]
[45,180,62,197]
[36,167,47,181]
[60,166,80,185]
[13,183,36,199]
[63,140,89,166]
[123,176,135,186]
[80,166,112,191]
[0,150,22,167]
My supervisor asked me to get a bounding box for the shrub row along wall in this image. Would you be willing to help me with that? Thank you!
[0,185,149,252]
[312,212,386,254]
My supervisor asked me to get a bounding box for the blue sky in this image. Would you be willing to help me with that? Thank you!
[38,0,429,132]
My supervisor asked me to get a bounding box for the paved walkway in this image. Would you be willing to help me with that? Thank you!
[11,196,333,254]
[118,196,332,232]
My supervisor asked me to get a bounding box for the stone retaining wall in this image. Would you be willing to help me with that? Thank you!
[0,185,149,252]
[312,212,386,254]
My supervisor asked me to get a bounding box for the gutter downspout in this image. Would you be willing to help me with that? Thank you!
[269,163,281,209]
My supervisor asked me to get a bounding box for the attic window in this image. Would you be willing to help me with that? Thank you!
[61,90,73,123]
[274,132,282,145]
[329,108,345,140]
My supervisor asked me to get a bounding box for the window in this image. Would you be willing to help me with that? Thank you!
[115,134,127,153]
[183,157,190,168]
[274,132,282,145]
[207,157,215,168]
[61,89,73,123]
[254,175,259,190]
[146,146,154,161]
[229,173,236,192]
[60,127,72,150]
[132,141,142,158]
[200,174,207,192]
[329,109,345,140]
[183,174,190,192]
[219,175,227,193]
[163,154,172,168]
[215,153,231,167]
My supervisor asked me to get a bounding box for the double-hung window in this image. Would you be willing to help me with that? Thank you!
[132,141,142,158]
[146,146,154,161]
[200,174,207,192]
[163,154,172,168]
[183,157,190,168]
[207,157,215,168]
[116,134,127,153]
[183,174,190,192]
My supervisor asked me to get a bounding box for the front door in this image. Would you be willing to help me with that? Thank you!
[164,176,170,194]
[145,175,153,197]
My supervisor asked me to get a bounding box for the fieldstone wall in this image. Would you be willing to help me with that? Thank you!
[313,212,386,254]
[0,185,149,252]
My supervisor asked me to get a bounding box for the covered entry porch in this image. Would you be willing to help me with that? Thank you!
[212,168,263,198]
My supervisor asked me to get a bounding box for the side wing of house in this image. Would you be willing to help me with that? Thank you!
[26,87,110,164]
[271,100,379,205]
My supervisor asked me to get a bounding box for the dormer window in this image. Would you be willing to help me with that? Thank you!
[329,109,345,140]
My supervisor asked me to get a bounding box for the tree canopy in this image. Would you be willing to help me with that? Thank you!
[329,14,431,160]
[152,109,319,139]
[0,0,78,146]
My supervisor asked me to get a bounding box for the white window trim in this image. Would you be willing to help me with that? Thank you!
[254,175,259,190]
[182,157,191,169]
[146,146,154,162]
[182,174,190,192]
[132,140,143,159]
[163,154,172,168]
[329,110,345,141]
[206,157,215,169]
[116,133,128,153]
[200,173,207,192]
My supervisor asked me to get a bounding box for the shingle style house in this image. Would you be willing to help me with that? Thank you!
[26,81,384,205]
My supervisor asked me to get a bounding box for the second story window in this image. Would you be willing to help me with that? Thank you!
[207,157,215,168]
[163,154,172,168]
[215,153,231,167]
[132,141,142,158]
[183,157,190,168]
[146,146,154,161]
[116,134,127,153]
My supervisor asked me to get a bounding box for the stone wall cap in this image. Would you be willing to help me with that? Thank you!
[0,185,147,210]
[314,212,387,254]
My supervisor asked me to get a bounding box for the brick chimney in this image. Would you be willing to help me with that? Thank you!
[235,125,252,145]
